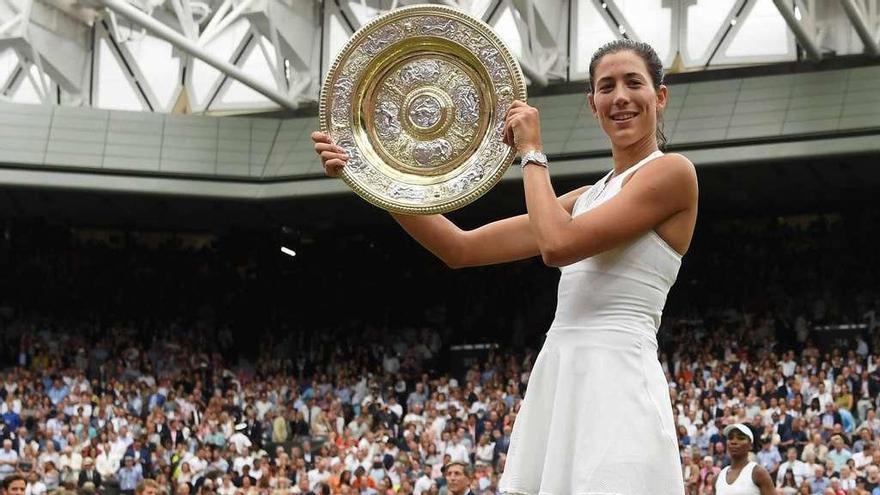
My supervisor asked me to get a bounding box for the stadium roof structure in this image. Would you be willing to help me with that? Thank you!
[0,0,877,113]
[0,0,878,226]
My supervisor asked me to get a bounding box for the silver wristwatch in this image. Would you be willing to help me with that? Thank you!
[520,150,548,169]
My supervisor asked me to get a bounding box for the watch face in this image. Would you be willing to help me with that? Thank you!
[528,152,545,163]
[521,152,546,167]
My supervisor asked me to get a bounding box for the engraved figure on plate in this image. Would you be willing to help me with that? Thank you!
[420,17,456,37]
[412,139,452,166]
[363,25,402,55]
[409,95,443,128]
[398,60,442,87]
[375,101,402,139]
[454,85,479,123]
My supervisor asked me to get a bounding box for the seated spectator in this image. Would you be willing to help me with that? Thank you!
[778,469,798,495]
[809,466,830,495]
[827,435,852,475]
[777,447,810,486]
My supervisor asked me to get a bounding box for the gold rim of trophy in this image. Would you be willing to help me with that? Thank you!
[319,4,527,215]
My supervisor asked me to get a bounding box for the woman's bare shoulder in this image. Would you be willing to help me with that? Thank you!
[629,152,697,194]
[655,153,697,179]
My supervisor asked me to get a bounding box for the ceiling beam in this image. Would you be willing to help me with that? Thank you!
[771,0,822,61]
[96,0,298,110]
[839,0,879,57]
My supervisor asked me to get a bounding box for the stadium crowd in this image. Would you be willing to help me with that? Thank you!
[0,212,878,495]
[0,311,878,495]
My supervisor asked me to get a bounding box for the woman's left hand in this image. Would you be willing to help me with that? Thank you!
[503,100,543,153]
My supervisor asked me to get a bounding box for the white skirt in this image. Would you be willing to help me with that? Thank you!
[499,326,684,495]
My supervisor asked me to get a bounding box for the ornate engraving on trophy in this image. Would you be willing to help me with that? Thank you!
[320,6,525,213]
[454,86,479,123]
[388,183,425,200]
[420,17,456,37]
[408,95,443,129]
[375,101,402,139]
[363,25,402,55]
[399,60,441,86]
[412,139,453,166]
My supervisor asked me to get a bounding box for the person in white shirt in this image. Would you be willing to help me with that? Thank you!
[228,427,252,455]
[94,446,117,479]
[24,471,46,495]
[429,411,446,439]
[475,433,495,467]
[254,393,272,421]
[444,436,469,464]
[0,440,19,480]
[382,353,400,374]
[469,395,488,416]
[779,351,796,377]
[811,383,833,410]
[186,448,209,482]
[403,403,426,435]
[1,396,22,415]
[216,475,236,495]
[715,424,775,495]
[231,450,254,476]
[413,464,434,495]
[306,458,331,491]
[386,396,403,420]
[37,443,60,473]
[775,447,810,486]
[851,441,874,469]
[59,446,83,482]
[45,412,65,440]
[838,466,857,491]
[859,409,880,437]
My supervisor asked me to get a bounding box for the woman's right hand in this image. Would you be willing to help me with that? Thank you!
[310,131,348,178]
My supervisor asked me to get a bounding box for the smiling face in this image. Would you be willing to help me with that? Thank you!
[588,49,666,150]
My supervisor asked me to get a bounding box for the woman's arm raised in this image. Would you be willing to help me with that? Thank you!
[522,152,697,267]
[311,131,587,269]
[502,103,697,267]
[391,184,587,268]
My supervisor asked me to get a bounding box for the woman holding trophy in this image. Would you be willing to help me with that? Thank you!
[313,36,697,495]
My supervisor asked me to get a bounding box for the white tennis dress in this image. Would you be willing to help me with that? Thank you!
[716,462,760,495]
[499,150,685,495]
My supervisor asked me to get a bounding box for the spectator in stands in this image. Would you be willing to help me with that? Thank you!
[808,465,831,494]
[827,435,853,474]
[0,440,17,481]
[118,456,144,495]
[756,438,782,477]
[803,434,829,464]
[2,215,880,494]
[443,461,475,495]
[1,475,26,495]
[24,470,45,495]
[778,469,798,494]
[776,447,810,486]
[77,457,101,489]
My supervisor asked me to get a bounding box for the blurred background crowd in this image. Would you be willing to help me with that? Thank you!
[1,208,879,495]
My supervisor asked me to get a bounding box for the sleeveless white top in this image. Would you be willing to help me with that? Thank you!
[716,462,759,495]
[552,150,681,338]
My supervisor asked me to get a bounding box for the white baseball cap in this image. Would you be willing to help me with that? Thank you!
[723,423,754,444]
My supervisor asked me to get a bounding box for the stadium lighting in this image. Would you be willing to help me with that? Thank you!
[730,18,738,25]
[281,246,297,257]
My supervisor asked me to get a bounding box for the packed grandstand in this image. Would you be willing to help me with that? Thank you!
[0,209,879,495]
